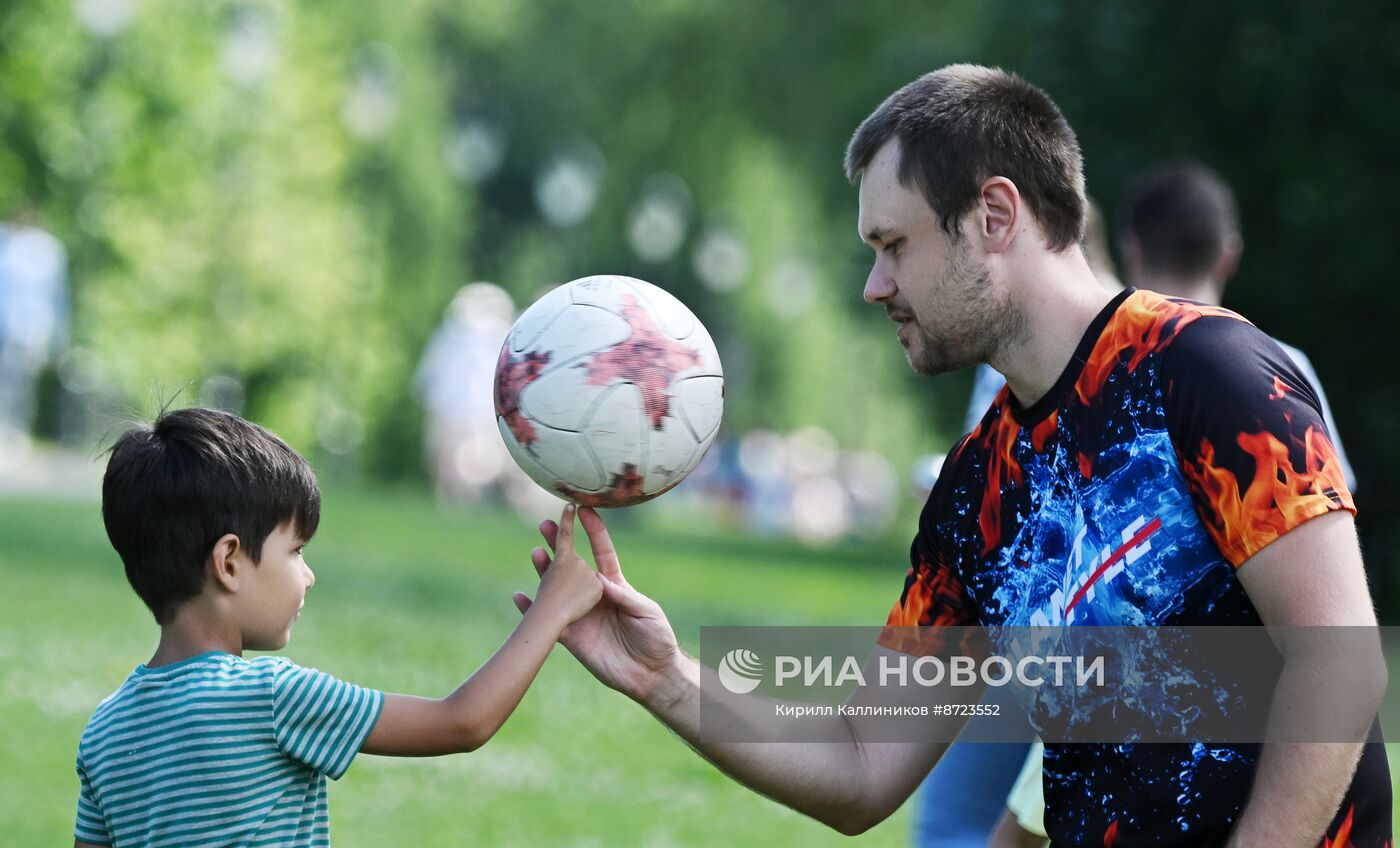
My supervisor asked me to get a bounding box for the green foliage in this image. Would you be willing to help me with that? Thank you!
[2,0,1397,600]
[0,0,466,464]
[0,0,968,490]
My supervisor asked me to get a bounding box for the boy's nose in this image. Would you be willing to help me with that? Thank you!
[303,563,316,589]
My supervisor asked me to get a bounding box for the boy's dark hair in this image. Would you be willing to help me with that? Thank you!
[101,407,321,624]
[1118,158,1239,279]
[845,64,1087,251]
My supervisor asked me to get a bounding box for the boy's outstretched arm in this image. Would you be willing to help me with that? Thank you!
[360,505,603,756]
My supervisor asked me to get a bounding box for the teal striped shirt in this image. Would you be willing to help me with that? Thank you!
[75,652,383,847]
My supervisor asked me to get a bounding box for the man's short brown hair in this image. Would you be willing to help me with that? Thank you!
[844,64,1086,251]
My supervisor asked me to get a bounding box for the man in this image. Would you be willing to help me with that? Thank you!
[415,283,518,503]
[515,65,1389,846]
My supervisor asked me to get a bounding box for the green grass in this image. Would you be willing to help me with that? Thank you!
[11,488,1400,846]
[0,488,914,846]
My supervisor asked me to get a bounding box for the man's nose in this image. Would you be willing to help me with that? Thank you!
[864,265,895,304]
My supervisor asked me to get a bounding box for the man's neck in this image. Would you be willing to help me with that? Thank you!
[990,260,1119,410]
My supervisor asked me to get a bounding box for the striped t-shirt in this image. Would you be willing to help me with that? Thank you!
[75,651,383,847]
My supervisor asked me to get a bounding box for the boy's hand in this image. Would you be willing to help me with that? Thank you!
[530,505,605,627]
[514,506,681,705]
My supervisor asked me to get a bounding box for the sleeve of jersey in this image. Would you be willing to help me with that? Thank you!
[271,660,385,780]
[74,761,111,845]
[1161,315,1355,567]
[878,527,980,654]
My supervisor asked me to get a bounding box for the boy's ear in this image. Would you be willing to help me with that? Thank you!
[208,533,245,593]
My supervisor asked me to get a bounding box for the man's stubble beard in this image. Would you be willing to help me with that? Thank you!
[908,243,1025,377]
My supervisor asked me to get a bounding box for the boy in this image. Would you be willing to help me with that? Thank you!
[75,407,602,847]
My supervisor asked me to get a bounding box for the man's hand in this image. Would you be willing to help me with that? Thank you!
[513,506,680,706]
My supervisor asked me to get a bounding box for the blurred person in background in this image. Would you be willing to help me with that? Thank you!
[0,210,68,460]
[989,739,1051,848]
[415,282,516,502]
[1118,158,1355,490]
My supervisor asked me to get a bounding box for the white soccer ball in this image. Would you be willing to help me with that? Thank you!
[493,275,724,507]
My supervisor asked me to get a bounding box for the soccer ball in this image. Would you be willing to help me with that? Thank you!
[494,275,724,507]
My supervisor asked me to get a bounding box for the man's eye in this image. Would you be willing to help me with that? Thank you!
[884,240,902,256]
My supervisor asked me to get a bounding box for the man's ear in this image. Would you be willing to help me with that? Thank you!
[208,533,244,593]
[1119,233,1146,283]
[978,177,1021,254]
[1215,232,1242,283]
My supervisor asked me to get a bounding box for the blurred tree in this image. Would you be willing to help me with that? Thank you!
[2,0,1396,605]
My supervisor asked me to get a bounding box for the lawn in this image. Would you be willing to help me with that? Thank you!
[9,486,1399,846]
[0,487,916,846]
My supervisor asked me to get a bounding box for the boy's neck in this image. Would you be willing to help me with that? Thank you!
[149,602,245,667]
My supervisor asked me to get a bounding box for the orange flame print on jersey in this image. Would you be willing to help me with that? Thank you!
[886,567,934,628]
[974,407,1056,556]
[1182,423,1354,565]
[1076,293,1242,406]
[887,562,976,627]
[1321,804,1353,848]
[978,406,1027,556]
[881,561,982,654]
[1102,820,1119,847]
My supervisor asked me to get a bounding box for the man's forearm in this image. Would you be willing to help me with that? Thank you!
[1224,652,1377,847]
[639,650,950,835]
[1226,741,1363,847]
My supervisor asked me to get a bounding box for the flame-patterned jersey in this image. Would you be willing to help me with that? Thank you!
[884,288,1389,847]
